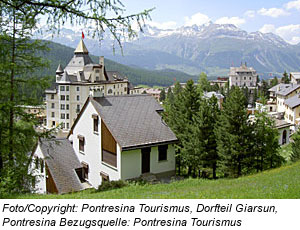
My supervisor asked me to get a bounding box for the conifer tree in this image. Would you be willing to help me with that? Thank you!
[215,86,250,177]
[198,72,211,93]
[291,130,300,162]
[251,112,282,171]
[159,89,166,102]
[192,95,220,178]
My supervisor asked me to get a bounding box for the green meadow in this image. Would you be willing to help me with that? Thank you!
[6,158,300,199]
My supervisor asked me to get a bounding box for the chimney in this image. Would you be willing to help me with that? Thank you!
[99,56,105,78]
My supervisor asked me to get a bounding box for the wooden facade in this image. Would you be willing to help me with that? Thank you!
[101,120,117,167]
[46,164,58,194]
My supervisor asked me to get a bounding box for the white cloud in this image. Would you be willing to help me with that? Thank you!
[276,24,300,44]
[244,10,255,18]
[215,17,246,27]
[147,21,177,30]
[285,0,300,10]
[184,13,211,26]
[260,24,300,44]
[259,24,276,33]
[258,7,290,18]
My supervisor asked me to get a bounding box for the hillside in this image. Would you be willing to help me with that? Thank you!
[8,160,300,199]
[39,40,198,87]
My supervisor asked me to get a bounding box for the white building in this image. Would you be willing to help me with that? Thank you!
[45,39,131,131]
[229,63,258,93]
[290,72,300,84]
[32,95,177,194]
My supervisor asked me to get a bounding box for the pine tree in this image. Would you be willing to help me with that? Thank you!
[251,112,282,172]
[282,71,290,84]
[197,72,211,93]
[192,95,220,178]
[215,86,250,177]
[159,89,166,102]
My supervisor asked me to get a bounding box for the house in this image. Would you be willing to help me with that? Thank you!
[31,138,89,194]
[272,83,300,113]
[283,93,300,128]
[204,91,224,109]
[32,94,177,193]
[290,72,300,84]
[45,38,133,132]
[209,77,228,88]
[229,63,258,93]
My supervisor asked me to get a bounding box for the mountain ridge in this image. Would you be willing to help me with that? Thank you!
[35,23,300,77]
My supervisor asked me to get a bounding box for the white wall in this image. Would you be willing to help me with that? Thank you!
[71,102,120,189]
[278,127,290,145]
[121,144,175,180]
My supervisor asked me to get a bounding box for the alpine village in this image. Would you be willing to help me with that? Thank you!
[1,1,300,199]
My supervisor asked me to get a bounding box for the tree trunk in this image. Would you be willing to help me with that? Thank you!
[8,12,16,163]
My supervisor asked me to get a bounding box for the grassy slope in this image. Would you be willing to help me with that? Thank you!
[8,160,300,199]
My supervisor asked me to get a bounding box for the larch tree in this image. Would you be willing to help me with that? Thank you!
[0,0,152,194]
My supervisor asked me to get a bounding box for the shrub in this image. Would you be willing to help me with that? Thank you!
[96,180,127,192]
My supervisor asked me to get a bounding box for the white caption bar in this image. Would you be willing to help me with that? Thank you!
[0,199,298,230]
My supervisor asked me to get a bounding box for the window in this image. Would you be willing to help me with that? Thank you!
[66,95,69,101]
[82,163,89,179]
[52,121,55,126]
[61,113,65,119]
[108,89,112,94]
[95,69,100,73]
[114,85,115,89]
[76,104,80,113]
[60,86,65,91]
[244,77,246,80]
[158,145,168,161]
[51,103,55,109]
[60,95,65,100]
[51,94,54,100]
[77,95,80,101]
[67,123,69,129]
[77,86,80,91]
[124,87,127,92]
[78,135,85,152]
[40,160,44,173]
[76,162,89,181]
[66,86,69,91]
[100,172,109,182]
[60,104,65,110]
[92,114,99,133]
[66,104,69,110]
[66,113,69,119]
[51,112,55,118]
[62,122,65,128]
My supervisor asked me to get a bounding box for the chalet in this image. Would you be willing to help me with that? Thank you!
[283,93,300,128]
[32,94,177,193]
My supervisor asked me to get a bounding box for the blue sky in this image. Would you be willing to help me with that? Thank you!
[120,0,300,44]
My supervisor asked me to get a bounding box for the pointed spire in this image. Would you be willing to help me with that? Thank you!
[74,39,89,54]
[56,63,64,74]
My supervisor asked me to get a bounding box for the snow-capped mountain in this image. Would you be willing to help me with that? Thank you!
[35,23,300,76]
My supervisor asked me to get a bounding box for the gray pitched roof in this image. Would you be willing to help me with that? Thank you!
[90,95,178,150]
[275,83,300,96]
[284,93,300,108]
[268,83,287,92]
[39,138,84,194]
